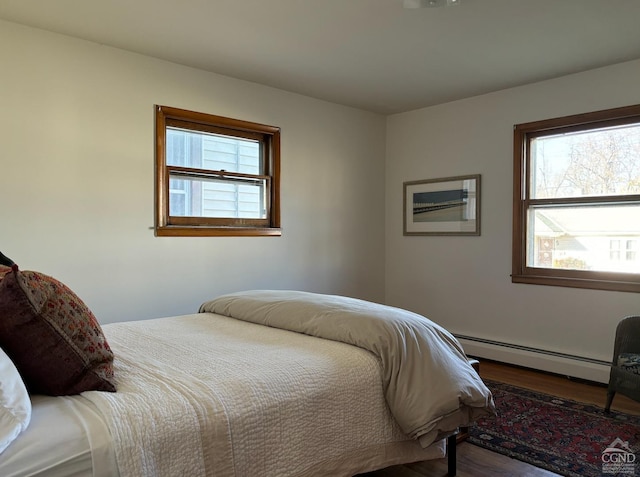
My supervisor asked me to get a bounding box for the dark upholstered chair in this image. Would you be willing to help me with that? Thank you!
[605,315,640,413]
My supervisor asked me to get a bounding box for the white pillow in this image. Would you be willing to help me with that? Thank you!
[0,347,31,454]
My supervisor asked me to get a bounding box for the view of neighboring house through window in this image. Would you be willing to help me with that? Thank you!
[166,128,263,219]
[513,104,640,292]
[155,105,281,236]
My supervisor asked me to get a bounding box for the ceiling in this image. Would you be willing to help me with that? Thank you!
[1,0,640,114]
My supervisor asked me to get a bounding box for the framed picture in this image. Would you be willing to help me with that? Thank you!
[403,174,480,236]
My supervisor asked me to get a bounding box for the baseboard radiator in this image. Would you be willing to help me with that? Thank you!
[456,335,612,384]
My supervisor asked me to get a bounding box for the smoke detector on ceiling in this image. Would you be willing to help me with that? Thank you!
[403,0,460,8]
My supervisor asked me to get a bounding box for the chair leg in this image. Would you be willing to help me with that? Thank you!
[605,390,615,413]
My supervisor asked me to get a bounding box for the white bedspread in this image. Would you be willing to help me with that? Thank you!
[82,312,445,477]
[200,290,495,447]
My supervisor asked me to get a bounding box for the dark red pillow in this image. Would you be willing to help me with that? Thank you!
[0,265,11,280]
[0,265,116,395]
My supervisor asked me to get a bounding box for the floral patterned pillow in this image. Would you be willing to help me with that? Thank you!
[0,266,11,280]
[0,265,116,395]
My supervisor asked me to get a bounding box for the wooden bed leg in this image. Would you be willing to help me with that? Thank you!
[447,433,457,476]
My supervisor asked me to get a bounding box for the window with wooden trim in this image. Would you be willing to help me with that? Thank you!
[513,104,640,293]
[155,105,281,236]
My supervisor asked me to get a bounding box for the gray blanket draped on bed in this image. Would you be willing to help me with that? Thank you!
[199,290,495,447]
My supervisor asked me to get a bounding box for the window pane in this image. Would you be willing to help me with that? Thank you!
[167,127,261,174]
[527,204,640,273]
[166,129,201,168]
[168,174,266,219]
[530,123,640,199]
[169,177,190,216]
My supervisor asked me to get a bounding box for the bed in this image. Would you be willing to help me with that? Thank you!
[0,263,494,477]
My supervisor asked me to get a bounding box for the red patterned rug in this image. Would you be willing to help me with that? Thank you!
[468,380,640,477]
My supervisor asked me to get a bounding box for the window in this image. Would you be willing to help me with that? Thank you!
[513,104,640,292]
[155,105,281,236]
[626,240,638,262]
[610,240,622,261]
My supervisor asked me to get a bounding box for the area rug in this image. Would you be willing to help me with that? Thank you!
[468,380,640,477]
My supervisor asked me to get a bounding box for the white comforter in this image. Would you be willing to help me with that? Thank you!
[200,290,495,447]
[82,310,446,477]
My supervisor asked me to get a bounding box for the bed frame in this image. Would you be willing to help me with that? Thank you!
[447,358,480,476]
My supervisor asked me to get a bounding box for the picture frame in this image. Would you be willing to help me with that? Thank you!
[403,174,480,236]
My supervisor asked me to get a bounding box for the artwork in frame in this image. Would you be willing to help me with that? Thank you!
[403,174,480,236]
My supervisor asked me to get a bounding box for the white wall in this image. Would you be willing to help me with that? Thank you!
[385,59,640,381]
[0,20,387,323]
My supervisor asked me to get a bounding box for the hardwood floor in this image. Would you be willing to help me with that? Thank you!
[480,359,640,416]
[361,360,640,477]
